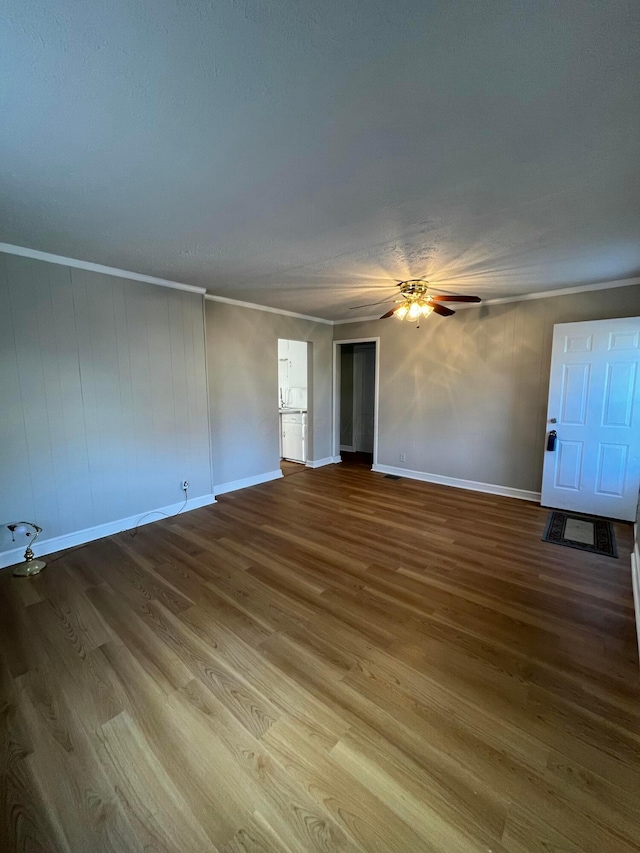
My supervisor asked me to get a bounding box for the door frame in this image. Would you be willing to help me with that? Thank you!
[277,336,311,461]
[332,337,380,465]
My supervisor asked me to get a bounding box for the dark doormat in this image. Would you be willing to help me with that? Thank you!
[542,511,617,558]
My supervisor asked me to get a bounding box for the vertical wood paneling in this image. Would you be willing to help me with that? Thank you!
[123,279,155,512]
[85,271,126,523]
[6,257,62,535]
[34,262,76,534]
[48,261,94,532]
[0,256,37,536]
[111,277,138,514]
[0,253,211,552]
[168,292,188,491]
[71,268,106,524]
[190,294,212,492]
[144,287,174,498]
[181,295,200,488]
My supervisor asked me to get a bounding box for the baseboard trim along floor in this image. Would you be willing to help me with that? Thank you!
[371,463,541,502]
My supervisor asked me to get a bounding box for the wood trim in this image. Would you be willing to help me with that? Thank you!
[333,338,380,466]
[205,293,332,324]
[0,243,206,294]
[0,493,217,570]
[477,276,640,307]
[372,463,541,502]
[214,470,283,496]
[305,457,340,469]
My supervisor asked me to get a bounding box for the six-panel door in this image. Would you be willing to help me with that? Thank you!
[541,318,640,521]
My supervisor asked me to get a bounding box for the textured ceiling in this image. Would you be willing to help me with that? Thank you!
[1,1,639,319]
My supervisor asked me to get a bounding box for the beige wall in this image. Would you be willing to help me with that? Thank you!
[335,284,640,494]
[0,252,212,565]
[205,300,333,489]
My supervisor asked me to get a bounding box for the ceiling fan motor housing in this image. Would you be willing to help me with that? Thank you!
[398,280,430,298]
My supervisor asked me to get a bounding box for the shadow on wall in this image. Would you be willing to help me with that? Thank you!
[339,283,640,493]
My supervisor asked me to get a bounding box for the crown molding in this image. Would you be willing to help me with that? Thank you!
[204,293,333,324]
[2,242,637,320]
[477,275,640,306]
[0,243,206,294]
[333,314,381,324]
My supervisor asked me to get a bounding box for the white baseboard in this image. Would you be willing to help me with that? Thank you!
[306,457,340,469]
[632,542,640,668]
[340,445,355,453]
[0,493,217,571]
[214,469,283,496]
[371,463,541,503]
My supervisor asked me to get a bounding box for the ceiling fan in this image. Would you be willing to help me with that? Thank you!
[351,280,481,326]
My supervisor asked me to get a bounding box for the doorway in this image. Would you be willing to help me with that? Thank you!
[541,317,640,521]
[278,338,309,476]
[333,338,379,468]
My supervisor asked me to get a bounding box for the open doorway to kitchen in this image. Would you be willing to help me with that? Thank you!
[333,338,379,469]
[278,339,309,476]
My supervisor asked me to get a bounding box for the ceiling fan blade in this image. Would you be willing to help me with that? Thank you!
[380,308,396,319]
[350,297,397,309]
[431,294,481,303]
[431,303,455,317]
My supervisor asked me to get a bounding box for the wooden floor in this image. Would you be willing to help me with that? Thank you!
[2,465,639,852]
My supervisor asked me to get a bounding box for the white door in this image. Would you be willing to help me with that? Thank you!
[541,317,640,521]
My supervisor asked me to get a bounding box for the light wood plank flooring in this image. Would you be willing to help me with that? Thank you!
[1,464,639,852]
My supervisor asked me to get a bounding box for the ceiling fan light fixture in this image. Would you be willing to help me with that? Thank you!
[407,301,423,321]
[378,280,480,322]
[393,298,433,321]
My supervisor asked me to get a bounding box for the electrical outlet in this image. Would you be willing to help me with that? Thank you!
[399,453,406,463]
[181,480,189,491]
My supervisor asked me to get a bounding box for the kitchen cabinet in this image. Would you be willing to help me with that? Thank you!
[281,411,306,462]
